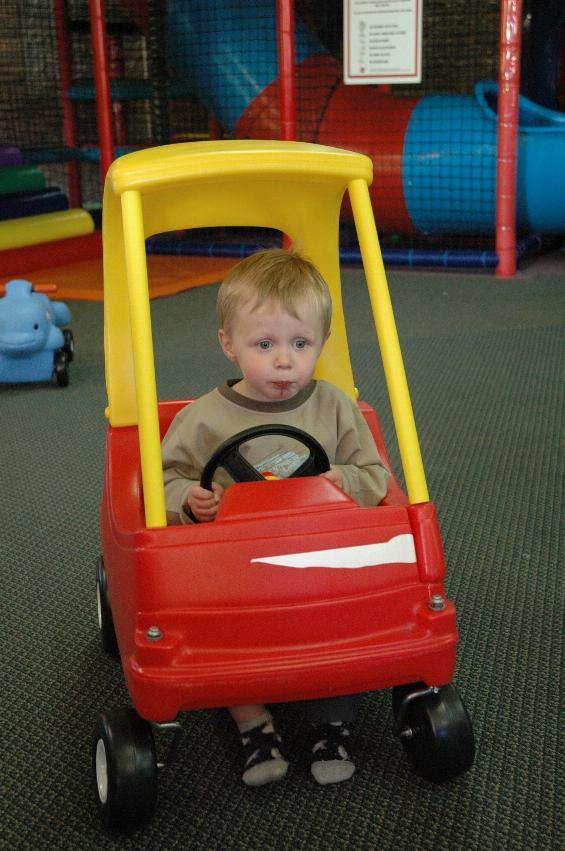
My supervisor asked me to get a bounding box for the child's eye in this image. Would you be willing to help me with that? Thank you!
[294,339,307,349]
[258,340,272,350]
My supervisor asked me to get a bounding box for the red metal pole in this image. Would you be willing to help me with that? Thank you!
[109,34,126,148]
[496,0,523,278]
[53,0,82,207]
[277,0,296,141]
[208,113,222,141]
[88,0,115,184]
[277,0,296,249]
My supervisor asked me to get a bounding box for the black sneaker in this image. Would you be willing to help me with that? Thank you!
[310,722,355,785]
[241,719,289,786]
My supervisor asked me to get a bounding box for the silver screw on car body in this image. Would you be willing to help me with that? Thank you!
[429,594,446,611]
[146,625,162,641]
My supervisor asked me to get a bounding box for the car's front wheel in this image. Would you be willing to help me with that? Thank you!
[92,708,158,830]
[63,328,74,362]
[392,682,475,782]
[52,349,69,387]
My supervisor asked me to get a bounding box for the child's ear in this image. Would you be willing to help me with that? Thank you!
[218,329,236,363]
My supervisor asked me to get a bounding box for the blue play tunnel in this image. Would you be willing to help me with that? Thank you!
[163,0,565,236]
[404,81,565,234]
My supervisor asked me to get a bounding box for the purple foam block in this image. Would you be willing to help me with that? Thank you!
[0,145,23,166]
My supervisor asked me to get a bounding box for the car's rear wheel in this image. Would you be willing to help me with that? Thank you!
[392,682,475,782]
[92,708,158,830]
[96,556,119,660]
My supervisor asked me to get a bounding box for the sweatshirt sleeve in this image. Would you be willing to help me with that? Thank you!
[333,397,390,506]
[161,407,202,524]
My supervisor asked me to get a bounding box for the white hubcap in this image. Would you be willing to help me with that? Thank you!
[95,738,109,804]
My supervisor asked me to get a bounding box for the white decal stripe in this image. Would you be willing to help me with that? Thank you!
[250,533,416,569]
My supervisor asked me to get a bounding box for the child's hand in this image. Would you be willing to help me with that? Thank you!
[320,466,343,489]
[185,482,224,522]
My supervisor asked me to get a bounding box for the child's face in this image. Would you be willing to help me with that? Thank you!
[218,298,328,402]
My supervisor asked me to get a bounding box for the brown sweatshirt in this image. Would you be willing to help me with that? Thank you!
[162,379,389,524]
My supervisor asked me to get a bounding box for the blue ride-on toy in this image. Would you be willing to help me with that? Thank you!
[0,278,74,386]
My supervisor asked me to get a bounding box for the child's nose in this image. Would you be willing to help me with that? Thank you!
[275,346,292,367]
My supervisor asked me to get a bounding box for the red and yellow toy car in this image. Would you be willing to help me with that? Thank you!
[93,141,475,830]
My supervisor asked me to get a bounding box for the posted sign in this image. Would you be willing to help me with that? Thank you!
[344,0,423,85]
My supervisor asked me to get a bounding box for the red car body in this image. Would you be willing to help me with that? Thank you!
[101,399,457,722]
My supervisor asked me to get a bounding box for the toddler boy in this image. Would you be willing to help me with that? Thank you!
[162,249,389,786]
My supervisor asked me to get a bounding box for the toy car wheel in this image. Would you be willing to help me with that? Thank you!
[52,350,69,387]
[392,682,475,783]
[63,329,74,362]
[96,556,119,660]
[92,708,158,830]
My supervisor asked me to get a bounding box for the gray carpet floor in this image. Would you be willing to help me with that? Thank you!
[1,265,563,850]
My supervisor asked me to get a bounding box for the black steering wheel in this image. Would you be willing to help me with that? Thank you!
[200,424,330,492]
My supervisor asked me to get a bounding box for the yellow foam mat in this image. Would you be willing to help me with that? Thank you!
[0,208,94,251]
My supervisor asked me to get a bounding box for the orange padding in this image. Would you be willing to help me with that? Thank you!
[25,254,239,301]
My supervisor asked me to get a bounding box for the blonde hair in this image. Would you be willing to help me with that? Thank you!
[216,248,332,338]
